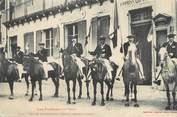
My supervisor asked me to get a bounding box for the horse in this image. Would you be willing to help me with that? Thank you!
[89,58,113,106]
[158,47,177,110]
[61,50,79,104]
[0,50,19,99]
[23,54,62,101]
[122,44,140,107]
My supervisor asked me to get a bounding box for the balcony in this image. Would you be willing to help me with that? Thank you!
[2,0,113,28]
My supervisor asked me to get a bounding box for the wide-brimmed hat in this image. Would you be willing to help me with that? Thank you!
[127,34,136,39]
[99,36,106,41]
[38,42,45,45]
[167,33,176,38]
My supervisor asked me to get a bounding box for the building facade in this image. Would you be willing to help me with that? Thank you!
[0,0,177,85]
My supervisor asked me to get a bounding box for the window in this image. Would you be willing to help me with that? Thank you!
[131,7,152,22]
[66,23,78,46]
[45,29,54,56]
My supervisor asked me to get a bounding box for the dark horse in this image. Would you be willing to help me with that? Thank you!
[23,54,62,101]
[90,58,114,106]
[123,44,140,107]
[0,50,19,99]
[158,47,177,110]
[61,49,90,104]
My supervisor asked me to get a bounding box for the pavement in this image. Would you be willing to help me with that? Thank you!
[0,78,177,117]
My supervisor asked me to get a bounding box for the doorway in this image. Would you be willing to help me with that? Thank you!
[9,36,17,58]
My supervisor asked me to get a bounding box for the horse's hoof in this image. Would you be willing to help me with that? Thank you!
[77,96,81,99]
[134,103,139,107]
[110,98,114,101]
[53,94,59,97]
[87,96,91,100]
[72,101,76,104]
[29,98,33,102]
[25,93,29,96]
[39,98,43,101]
[106,97,109,101]
[165,105,171,110]
[131,99,136,102]
[8,95,14,100]
[125,102,129,107]
[92,102,96,106]
[101,102,105,106]
[67,101,71,104]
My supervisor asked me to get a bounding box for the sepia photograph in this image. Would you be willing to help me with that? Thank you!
[0,0,177,117]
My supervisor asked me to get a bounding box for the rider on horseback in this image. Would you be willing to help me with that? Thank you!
[155,33,177,82]
[14,46,24,82]
[89,36,113,81]
[66,36,85,79]
[116,34,145,80]
[36,42,53,80]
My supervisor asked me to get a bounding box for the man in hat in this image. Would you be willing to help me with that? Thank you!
[14,46,24,64]
[14,46,24,82]
[89,36,113,80]
[36,42,53,80]
[66,36,85,79]
[155,33,177,81]
[162,33,177,58]
[36,42,48,62]
[116,34,145,80]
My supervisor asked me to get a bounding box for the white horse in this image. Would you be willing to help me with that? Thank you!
[159,47,177,110]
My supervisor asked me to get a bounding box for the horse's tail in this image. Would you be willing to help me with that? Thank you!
[49,62,62,78]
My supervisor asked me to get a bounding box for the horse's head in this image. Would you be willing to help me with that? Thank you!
[61,50,76,72]
[90,59,107,80]
[126,43,137,65]
[23,54,39,72]
[159,47,168,67]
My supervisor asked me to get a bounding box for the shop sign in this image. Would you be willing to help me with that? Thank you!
[120,0,147,6]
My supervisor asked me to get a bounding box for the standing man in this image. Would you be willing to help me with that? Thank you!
[89,36,113,80]
[116,34,145,80]
[66,36,85,79]
[14,46,24,82]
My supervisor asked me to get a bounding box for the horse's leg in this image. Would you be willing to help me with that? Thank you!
[51,77,59,97]
[34,82,37,95]
[8,81,14,100]
[72,80,76,104]
[130,82,134,101]
[125,82,130,107]
[66,81,71,104]
[172,83,177,110]
[25,75,30,96]
[56,78,59,97]
[29,81,35,101]
[133,83,139,107]
[77,78,82,99]
[86,81,90,99]
[110,79,115,101]
[38,80,43,101]
[92,81,97,106]
[165,84,171,110]
[101,81,105,106]
[105,80,110,101]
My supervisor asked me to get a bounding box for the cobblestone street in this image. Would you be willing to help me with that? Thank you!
[0,78,177,117]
